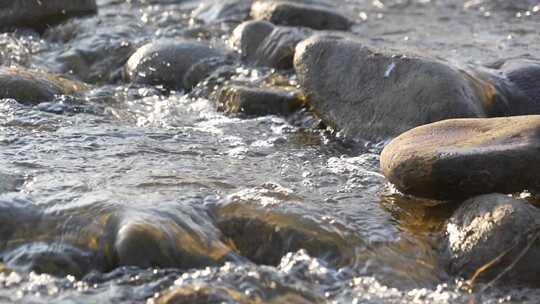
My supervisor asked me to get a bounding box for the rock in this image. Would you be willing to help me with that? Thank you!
[217,85,304,116]
[380,115,540,201]
[113,208,239,269]
[231,20,311,69]
[0,0,98,32]
[3,242,96,278]
[43,17,141,84]
[192,0,254,24]
[294,36,488,140]
[212,184,361,266]
[124,40,234,91]
[497,59,540,114]
[157,284,321,304]
[464,0,539,12]
[251,1,353,31]
[0,67,89,105]
[444,194,540,286]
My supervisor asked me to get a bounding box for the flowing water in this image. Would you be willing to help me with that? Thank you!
[0,0,539,303]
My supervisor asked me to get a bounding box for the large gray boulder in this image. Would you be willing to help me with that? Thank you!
[0,0,97,32]
[0,67,88,105]
[124,40,235,91]
[380,115,540,200]
[231,20,311,69]
[251,0,352,31]
[294,35,487,140]
[444,194,540,286]
[294,36,540,140]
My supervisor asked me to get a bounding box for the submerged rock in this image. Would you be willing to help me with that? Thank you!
[192,0,254,24]
[231,20,311,69]
[113,208,240,270]
[43,17,141,84]
[217,85,304,116]
[464,0,539,12]
[251,1,352,31]
[3,242,96,278]
[157,283,322,304]
[294,36,487,140]
[380,115,540,201]
[444,194,540,286]
[124,40,234,91]
[0,67,88,105]
[212,184,362,266]
[0,0,97,32]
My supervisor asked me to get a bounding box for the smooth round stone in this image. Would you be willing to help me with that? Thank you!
[444,194,540,286]
[251,0,352,31]
[0,67,89,105]
[124,40,233,91]
[0,0,97,32]
[231,20,311,69]
[113,211,239,269]
[380,115,540,200]
[217,85,304,116]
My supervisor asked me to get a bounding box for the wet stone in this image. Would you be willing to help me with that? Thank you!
[157,283,321,304]
[0,173,25,194]
[191,0,254,24]
[3,242,96,278]
[113,207,240,270]
[496,59,540,114]
[216,85,304,116]
[124,40,235,91]
[231,20,312,69]
[380,115,540,201]
[0,67,88,105]
[212,184,362,266]
[294,35,489,140]
[0,0,98,33]
[444,194,540,286]
[43,17,141,84]
[250,0,353,31]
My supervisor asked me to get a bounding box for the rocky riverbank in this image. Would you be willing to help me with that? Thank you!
[1,0,540,303]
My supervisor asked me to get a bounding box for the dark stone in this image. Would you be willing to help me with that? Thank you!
[380,115,540,201]
[294,35,487,140]
[444,194,540,286]
[124,40,234,91]
[498,59,540,113]
[251,0,353,31]
[43,17,141,84]
[212,184,361,266]
[3,242,96,278]
[191,0,254,24]
[0,0,97,32]
[0,67,89,105]
[217,85,304,116]
[231,20,311,69]
[113,210,239,269]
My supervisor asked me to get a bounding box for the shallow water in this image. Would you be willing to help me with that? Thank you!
[0,0,539,303]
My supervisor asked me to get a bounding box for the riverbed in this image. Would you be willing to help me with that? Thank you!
[0,0,539,303]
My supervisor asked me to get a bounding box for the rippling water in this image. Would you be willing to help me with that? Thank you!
[0,0,539,303]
